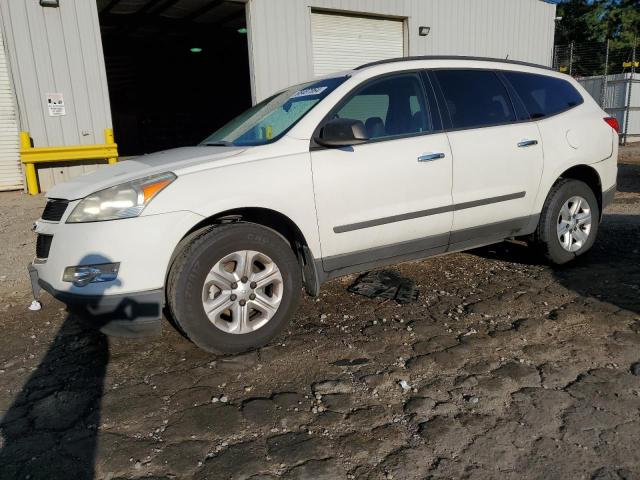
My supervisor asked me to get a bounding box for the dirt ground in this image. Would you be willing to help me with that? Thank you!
[1,146,639,480]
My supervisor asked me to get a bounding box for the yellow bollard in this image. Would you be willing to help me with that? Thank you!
[20,132,39,195]
[20,129,119,194]
[105,128,118,165]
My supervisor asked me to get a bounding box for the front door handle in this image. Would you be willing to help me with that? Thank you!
[418,152,445,162]
[517,139,539,148]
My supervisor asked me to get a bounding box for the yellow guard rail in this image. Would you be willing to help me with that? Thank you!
[20,128,119,195]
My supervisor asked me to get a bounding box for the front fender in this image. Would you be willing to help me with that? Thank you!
[144,150,322,259]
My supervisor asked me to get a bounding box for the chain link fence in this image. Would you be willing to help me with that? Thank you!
[553,40,639,145]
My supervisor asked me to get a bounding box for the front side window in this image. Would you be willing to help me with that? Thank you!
[433,69,516,129]
[333,73,431,140]
[202,76,347,146]
[503,72,584,119]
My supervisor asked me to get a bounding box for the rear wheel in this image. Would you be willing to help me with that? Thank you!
[534,179,600,265]
[167,223,302,353]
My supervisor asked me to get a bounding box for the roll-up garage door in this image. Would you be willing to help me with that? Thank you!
[311,11,405,77]
[0,24,21,191]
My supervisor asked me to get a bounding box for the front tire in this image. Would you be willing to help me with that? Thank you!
[167,223,302,354]
[534,179,600,265]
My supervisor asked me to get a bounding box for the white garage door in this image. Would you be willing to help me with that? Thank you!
[0,24,22,191]
[311,11,405,77]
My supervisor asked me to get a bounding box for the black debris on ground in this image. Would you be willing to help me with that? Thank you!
[348,269,419,304]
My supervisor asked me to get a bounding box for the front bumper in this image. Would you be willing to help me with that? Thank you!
[29,208,204,337]
[38,277,164,337]
[31,210,203,295]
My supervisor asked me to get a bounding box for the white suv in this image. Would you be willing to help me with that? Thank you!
[31,57,618,353]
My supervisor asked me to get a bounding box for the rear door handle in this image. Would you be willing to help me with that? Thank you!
[418,152,445,162]
[517,139,539,148]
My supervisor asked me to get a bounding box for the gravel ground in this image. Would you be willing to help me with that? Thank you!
[0,146,639,480]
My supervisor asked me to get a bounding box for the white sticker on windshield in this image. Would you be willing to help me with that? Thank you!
[291,86,328,98]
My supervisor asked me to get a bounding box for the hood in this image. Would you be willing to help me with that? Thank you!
[47,146,247,200]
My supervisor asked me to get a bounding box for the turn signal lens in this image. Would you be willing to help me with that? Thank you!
[604,117,619,133]
[142,178,173,203]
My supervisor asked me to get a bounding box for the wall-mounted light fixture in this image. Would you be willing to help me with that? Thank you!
[419,26,430,37]
[39,0,60,7]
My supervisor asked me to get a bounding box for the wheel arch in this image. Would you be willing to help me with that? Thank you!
[557,164,603,216]
[168,207,321,296]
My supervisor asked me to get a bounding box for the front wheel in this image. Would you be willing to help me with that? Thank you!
[534,179,600,265]
[167,223,302,353]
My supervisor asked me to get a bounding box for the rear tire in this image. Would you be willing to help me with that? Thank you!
[534,179,600,265]
[167,223,302,354]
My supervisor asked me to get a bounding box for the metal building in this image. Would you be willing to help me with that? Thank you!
[0,0,556,193]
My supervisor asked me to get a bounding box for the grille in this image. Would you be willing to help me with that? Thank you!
[41,199,68,222]
[36,234,53,259]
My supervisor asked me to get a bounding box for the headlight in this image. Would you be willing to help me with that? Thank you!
[66,172,176,223]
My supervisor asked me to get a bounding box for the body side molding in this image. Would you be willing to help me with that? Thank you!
[334,191,526,234]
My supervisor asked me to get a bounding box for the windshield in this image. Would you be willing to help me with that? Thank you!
[201,76,348,147]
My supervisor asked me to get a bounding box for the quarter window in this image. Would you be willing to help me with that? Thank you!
[433,70,516,129]
[503,71,584,119]
[334,74,431,140]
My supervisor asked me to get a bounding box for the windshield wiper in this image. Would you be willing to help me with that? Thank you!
[203,141,233,146]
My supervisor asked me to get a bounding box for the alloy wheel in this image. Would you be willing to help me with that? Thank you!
[556,195,592,252]
[201,250,283,334]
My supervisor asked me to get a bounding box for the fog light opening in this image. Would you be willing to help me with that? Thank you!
[63,263,120,287]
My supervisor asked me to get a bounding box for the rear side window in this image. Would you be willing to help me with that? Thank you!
[433,70,515,129]
[503,72,584,119]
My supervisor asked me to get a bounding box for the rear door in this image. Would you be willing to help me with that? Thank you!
[502,71,613,167]
[431,69,544,246]
[311,72,453,272]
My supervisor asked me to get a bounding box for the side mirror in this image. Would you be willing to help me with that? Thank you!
[315,118,369,147]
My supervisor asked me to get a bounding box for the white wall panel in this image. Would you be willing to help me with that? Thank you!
[0,0,113,192]
[248,0,557,101]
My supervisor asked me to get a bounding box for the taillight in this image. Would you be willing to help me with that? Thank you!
[604,117,619,133]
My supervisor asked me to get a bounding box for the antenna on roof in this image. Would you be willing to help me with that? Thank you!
[505,54,510,60]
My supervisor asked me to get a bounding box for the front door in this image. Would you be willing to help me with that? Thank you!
[310,72,453,272]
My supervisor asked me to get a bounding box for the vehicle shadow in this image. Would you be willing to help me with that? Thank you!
[617,162,640,194]
[0,314,108,479]
[471,213,640,315]
[0,255,161,480]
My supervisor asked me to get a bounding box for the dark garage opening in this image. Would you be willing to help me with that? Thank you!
[98,0,252,156]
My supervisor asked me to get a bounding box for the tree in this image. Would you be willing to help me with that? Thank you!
[556,0,639,48]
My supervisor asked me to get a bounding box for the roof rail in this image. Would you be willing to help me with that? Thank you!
[355,55,554,72]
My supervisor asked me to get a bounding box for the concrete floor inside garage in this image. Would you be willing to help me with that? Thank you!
[98,0,253,156]
[0,145,639,479]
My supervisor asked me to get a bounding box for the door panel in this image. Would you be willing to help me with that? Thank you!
[447,123,543,234]
[311,134,453,270]
[311,72,453,271]
[431,69,544,237]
